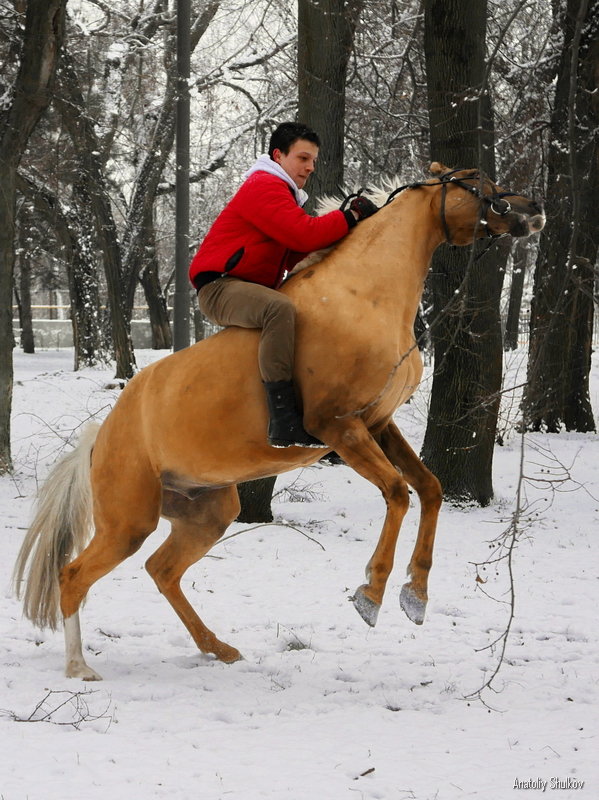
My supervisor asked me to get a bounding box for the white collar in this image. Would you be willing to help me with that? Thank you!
[243,154,309,207]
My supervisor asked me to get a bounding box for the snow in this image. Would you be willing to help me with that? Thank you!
[1,347,598,800]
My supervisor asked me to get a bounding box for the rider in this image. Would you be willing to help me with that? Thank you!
[189,121,377,448]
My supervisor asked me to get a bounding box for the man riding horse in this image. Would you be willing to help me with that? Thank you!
[14,151,545,679]
[189,122,377,448]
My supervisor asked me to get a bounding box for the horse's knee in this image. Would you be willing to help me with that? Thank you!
[387,476,410,510]
[418,474,443,511]
[145,550,174,589]
[145,539,188,593]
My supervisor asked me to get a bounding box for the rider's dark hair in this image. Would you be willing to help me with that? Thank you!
[268,122,320,157]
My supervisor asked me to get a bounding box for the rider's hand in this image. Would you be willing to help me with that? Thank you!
[349,196,378,220]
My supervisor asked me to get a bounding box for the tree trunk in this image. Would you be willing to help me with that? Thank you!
[56,51,136,379]
[298,0,364,206]
[18,254,35,354]
[236,477,277,523]
[522,0,598,432]
[420,0,507,506]
[504,238,530,351]
[67,181,104,369]
[0,0,66,473]
[139,230,173,350]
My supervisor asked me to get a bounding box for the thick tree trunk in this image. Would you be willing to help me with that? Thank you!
[236,477,277,523]
[0,0,66,473]
[298,0,364,205]
[420,0,507,506]
[522,0,598,432]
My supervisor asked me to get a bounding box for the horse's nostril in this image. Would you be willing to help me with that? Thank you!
[529,214,546,232]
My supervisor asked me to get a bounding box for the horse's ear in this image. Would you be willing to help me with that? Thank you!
[429,161,449,176]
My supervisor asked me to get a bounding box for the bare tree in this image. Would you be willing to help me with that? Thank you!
[56,49,136,379]
[419,0,509,506]
[0,0,67,473]
[522,0,598,432]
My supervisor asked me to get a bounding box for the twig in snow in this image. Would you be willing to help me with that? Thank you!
[1,689,113,731]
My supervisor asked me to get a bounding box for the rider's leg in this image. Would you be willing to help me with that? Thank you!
[198,278,326,448]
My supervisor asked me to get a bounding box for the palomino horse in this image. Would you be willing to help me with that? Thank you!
[14,163,545,680]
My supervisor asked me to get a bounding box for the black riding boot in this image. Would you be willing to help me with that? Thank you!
[263,380,327,448]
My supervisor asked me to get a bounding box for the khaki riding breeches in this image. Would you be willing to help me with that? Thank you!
[198,277,296,383]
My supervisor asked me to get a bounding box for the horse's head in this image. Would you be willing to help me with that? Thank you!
[428,162,545,245]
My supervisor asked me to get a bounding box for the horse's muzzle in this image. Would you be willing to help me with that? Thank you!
[527,213,545,233]
[508,211,545,237]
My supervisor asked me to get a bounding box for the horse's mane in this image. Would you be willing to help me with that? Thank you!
[288,176,404,276]
[314,175,406,215]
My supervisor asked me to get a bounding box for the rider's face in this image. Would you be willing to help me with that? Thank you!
[272,139,319,189]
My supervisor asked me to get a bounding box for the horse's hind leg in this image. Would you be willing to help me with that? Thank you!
[64,612,101,681]
[61,520,157,680]
[378,420,443,625]
[60,472,161,680]
[145,485,242,664]
[61,518,158,679]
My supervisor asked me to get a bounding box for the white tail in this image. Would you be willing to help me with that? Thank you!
[13,423,100,630]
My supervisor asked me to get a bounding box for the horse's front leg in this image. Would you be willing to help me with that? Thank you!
[316,418,410,627]
[377,420,443,625]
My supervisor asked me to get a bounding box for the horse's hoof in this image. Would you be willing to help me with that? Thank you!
[400,583,426,625]
[352,586,380,627]
[218,645,243,664]
[66,660,103,681]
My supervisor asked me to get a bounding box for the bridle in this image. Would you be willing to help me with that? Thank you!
[385,168,520,246]
[341,168,520,249]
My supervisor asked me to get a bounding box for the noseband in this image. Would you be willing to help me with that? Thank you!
[383,168,518,245]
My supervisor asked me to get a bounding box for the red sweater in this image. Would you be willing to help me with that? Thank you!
[189,171,350,290]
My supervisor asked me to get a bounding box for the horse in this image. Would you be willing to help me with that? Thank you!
[13,163,545,680]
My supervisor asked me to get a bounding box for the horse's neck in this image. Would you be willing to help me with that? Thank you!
[326,192,442,307]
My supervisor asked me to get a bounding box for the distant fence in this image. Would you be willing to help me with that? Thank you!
[12,306,599,350]
[12,304,155,321]
[11,306,215,349]
[12,319,159,349]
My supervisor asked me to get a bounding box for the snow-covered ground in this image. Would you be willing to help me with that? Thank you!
[1,346,597,800]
